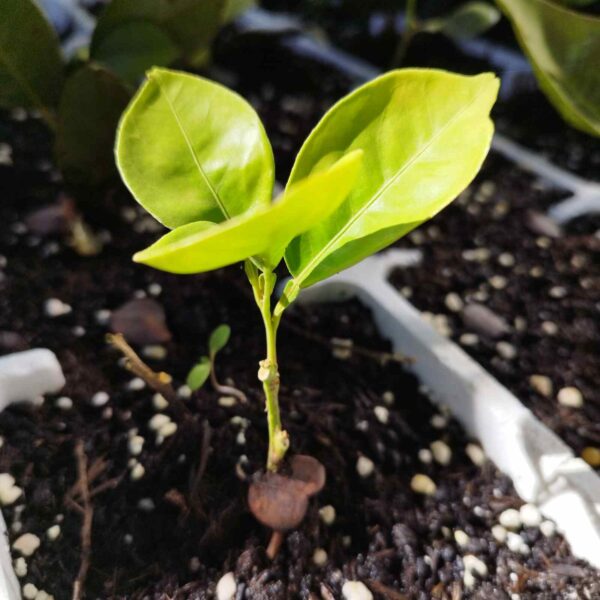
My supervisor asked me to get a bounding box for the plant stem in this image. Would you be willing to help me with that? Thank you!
[391,0,419,68]
[256,269,289,471]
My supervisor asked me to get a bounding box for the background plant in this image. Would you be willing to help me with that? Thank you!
[116,67,499,471]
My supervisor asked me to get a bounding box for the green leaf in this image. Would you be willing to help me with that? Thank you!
[497,0,600,137]
[132,150,363,274]
[285,69,499,289]
[0,0,64,113]
[91,21,180,87]
[92,0,225,64]
[186,356,211,390]
[56,64,132,185]
[116,67,275,229]
[423,2,501,40]
[209,324,231,355]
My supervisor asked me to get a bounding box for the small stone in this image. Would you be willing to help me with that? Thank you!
[506,531,529,554]
[95,309,111,325]
[130,462,145,481]
[382,391,395,405]
[445,292,464,312]
[496,341,517,360]
[549,286,567,299]
[418,449,433,464]
[313,548,328,566]
[454,529,470,547]
[178,385,192,398]
[536,236,551,249]
[35,590,52,600]
[219,396,237,408]
[520,504,542,527]
[356,456,374,478]
[14,556,27,577]
[0,473,22,506]
[216,572,237,600]
[430,440,452,466]
[459,333,479,346]
[514,316,527,332]
[373,406,389,424]
[462,304,509,338]
[499,508,521,530]
[491,524,507,543]
[529,375,553,398]
[158,421,177,439]
[430,414,448,429]
[498,253,515,267]
[152,393,168,410]
[582,447,600,467]
[557,387,583,408]
[463,554,488,577]
[236,430,246,445]
[22,583,38,600]
[149,414,171,431]
[90,392,110,409]
[540,520,556,537]
[128,435,145,456]
[13,533,41,557]
[137,497,154,511]
[44,298,71,317]
[46,525,60,541]
[465,443,486,466]
[489,275,507,290]
[147,283,162,296]
[462,248,491,262]
[411,474,436,496]
[342,581,373,600]
[319,505,336,526]
[127,378,145,391]
[55,396,73,410]
[541,321,558,336]
[142,345,167,360]
[188,556,201,572]
[530,265,544,278]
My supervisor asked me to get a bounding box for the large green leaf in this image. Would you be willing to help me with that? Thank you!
[497,0,600,137]
[92,0,225,64]
[56,64,131,185]
[0,0,64,113]
[284,69,499,290]
[116,68,274,229]
[91,21,180,87]
[133,151,363,274]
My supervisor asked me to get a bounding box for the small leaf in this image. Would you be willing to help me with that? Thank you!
[497,0,600,136]
[209,324,231,356]
[186,357,211,390]
[91,21,180,86]
[116,68,275,228]
[0,0,64,112]
[423,2,501,40]
[285,69,499,289]
[132,150,363,274]
[56,64,131,185]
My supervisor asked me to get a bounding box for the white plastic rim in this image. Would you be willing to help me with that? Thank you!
[298,250,600,568]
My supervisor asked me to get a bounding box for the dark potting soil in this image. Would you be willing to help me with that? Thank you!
[2,110,600,599]
[389,152,600,465]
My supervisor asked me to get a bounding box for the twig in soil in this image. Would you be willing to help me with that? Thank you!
[283,321,413,366]
[365,580,409,600]
[106,333,191,420]
[70,440,94,600]
[266,530,285,560]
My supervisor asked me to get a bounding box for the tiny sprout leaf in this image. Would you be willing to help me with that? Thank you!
[497,0,600,136]
[209,324,231,356]
[285,69,499,289]
[424,2,501,40]
[116,68,275,228]
[186,357,211,391]
[132,150,363,274]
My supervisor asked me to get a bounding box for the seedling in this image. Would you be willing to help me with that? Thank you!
[116,67,498,522]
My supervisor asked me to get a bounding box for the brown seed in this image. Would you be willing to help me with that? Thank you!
[24,195,76,236]
[290,454,326,496]
[109,298,171,345]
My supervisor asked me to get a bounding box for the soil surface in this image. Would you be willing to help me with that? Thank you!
[2,106,600,599]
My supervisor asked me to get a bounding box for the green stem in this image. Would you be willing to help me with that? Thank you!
[255,269,288,471]
[391,0,420,68]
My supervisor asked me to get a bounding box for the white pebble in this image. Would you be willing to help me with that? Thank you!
[520,503,542,527]
[159,421,177,438]
[236,430,246,445]
[540,520,556,537]
[142,345,167,360]
[147,283,162,296]
[149,413,171,431]
[418,449,433,464]
[489,275,507,290]
[529,375,553,398]
[95,309,111,324]
[44,298,71,317]
[22,583,38,600]
[55,396,73,410]
[410,474,436,496]
[127,378,145,391]
[430,414,447,429]
[216,572,237,600]
[445,292,464,312]
[152,393,168,410]
[342,581,373,600]
[506,531,529,554]
[454,529,470,547]
[499,508,521,530]
[459,333,479,346]
[356,456,374,478]
[463,554,488,588]
[137,497,154,511]
[218,396,237,408]
[496,341,517,360]
[541,321,558,336]
[13,533,41,557]
[130,462,145,481]
[91,391,109,407]
[498,253,515,267]
[465,443,486,467]
[312,548,328,566]
[13,557,27,578]
[0,473,22,506]
[319,505,336,526]
[491,524,507,543]
[46,525,60,541]
[34,590,52,600]
[373,406,389,424]
[557,387,583,408]
[128,435,145,456]
[549,286,567,299]
[382,391,395,405]
[178,385,192,398]
[430,440,452,466]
